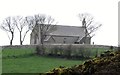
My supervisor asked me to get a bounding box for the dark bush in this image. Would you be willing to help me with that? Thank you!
[63,45,72,58]
[46,50,120,75]
[77,47,85,58]
[110,46,113,50]
[35,45,45,55]
[35,45,40,55]
[53,47,58,55]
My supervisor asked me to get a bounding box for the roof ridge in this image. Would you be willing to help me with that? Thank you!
[55,25,83,28]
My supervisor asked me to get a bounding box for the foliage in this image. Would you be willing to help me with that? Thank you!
[46,50,120,75]
[63,45,72,58]
[38,46,106,59]
[35,45,45,55]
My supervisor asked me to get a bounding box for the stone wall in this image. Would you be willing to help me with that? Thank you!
[2,45,37,49]
[2,44,117,50]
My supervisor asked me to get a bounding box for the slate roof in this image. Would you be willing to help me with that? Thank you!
[31,24,90,42]
[48,25,85,37]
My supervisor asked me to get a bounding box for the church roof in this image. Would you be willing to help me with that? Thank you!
[48,25,85,37]
[31,24,90,42]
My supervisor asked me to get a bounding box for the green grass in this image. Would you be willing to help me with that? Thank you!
[0,47,2,74]
[2,47,108,73]
[2,48,35,58]
[3,55,85,73]
[2,48,85,73]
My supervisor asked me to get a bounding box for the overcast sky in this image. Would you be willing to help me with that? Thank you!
[0,0,119,46]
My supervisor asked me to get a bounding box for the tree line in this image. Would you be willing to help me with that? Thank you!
[0,13,102,45]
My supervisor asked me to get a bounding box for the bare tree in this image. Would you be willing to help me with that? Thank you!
[78,13,102,43]
[0,17,16,45]
[31,14,57,45]
[14,16,31,45]
[30,14,57,54]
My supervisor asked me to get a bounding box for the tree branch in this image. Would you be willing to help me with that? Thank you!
[22,30,29,43]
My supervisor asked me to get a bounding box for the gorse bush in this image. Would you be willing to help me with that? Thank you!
[45,50,120,75]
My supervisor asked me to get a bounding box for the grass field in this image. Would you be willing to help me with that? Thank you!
[3,55,85,73]
[2,47,107,73]
[2,48,85,73]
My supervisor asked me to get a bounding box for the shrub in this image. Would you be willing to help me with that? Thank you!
[63,45,72,58]
[95,49,98,57]
[47,50,120,75]
[52,46,59,55]
[35,45,45,55]
[77,47,85,58]
[35,45,39,54]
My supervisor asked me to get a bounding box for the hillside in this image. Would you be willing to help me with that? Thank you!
[46,50,120,75]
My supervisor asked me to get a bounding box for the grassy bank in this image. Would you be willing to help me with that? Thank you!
[2,47,107,73]
[3,55,85,73]
[48,50,120,75]
[2,48,85,73]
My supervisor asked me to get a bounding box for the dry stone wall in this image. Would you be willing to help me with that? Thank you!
[2,44,117,50]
